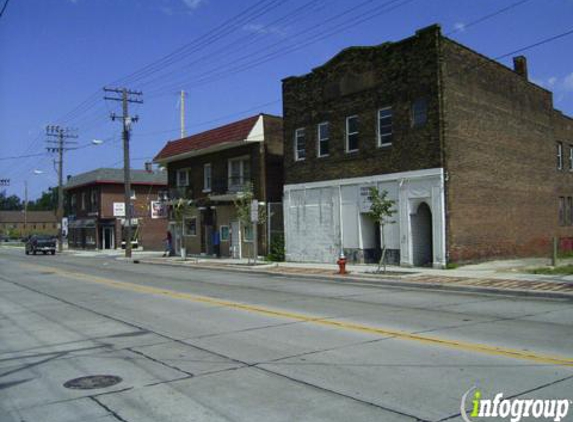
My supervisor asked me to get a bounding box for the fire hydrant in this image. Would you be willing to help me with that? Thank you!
[337,254,347,275]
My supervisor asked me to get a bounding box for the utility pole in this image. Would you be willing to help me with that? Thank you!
[104,87,143,259]
[24,181,27,236]
[180,90,187,139]
[46,125,78,253]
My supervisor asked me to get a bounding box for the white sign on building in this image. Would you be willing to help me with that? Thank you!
[113,202,125,217]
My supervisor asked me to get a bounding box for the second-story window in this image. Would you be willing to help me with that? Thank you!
[228,157,251,191]
[569,145,573,171]
[412,98,427,127]
[90,189,98,211]
[317,122,329,157]
[203,163,212,192]
[378,107,393,146]
[81,192,86,210]
[346,115,359,152]
[71,194,76,211]
[130,189,136,199]
[557,142,563,170]
[177,169,189,187]
[295,128,306,161]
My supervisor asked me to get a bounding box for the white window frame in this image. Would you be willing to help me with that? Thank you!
[184,217,197,236]
[317,122,329,158]
[345,115,359,153]
[177,169,190,187]
[377,107,393,147]
[203,163,212,192]
[568,145,573,171]
[294,128,306,161]
[228,156,250,188]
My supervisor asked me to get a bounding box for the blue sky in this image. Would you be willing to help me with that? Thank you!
[1,0,572,200]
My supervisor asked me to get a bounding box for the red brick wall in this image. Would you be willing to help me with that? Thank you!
[441,38,573,262]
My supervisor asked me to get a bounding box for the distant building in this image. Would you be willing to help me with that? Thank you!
[282,24,573,267]
[154,114,283,258]
[64,168,168,250]
[0,211,57,238]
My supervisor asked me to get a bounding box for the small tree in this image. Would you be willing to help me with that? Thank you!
[367,187,397,273]
[172,198,193,258]
[233,184,267,264]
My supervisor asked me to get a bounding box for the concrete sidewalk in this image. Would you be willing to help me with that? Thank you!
[136,254,573,300]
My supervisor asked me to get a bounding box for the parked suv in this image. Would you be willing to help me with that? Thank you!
[25,235,56,255]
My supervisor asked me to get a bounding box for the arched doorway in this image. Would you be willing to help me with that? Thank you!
[411,202,433,267]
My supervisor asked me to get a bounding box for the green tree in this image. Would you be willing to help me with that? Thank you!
[28,187,58,211]
[233,183,267,264]
[367,187,397,273]
[172,198,193,259]
[0,191,23,211]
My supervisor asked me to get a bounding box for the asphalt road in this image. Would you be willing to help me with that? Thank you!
[1,247,572,422]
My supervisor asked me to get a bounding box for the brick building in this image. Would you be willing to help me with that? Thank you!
[64,168,168,250]
[282,24,573,267]
[0,211,58,238]
[153,114,283,258]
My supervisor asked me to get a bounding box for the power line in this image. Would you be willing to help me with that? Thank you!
[0,0,10,18]
[445,0,532,36]
[494,26,573,60]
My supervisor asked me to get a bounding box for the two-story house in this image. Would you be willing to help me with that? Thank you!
[64,167,168,250]
[282,24,573,267]
[153,113,283,258]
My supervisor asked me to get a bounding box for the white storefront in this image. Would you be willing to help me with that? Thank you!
[283,168,446,268]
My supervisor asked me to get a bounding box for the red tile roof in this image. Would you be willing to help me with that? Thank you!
[154,115,260,161]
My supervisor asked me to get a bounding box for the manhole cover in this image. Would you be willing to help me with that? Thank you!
[63,375,122,390]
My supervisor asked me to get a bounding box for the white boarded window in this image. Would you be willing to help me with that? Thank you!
[295,128,306,161]
[378,107,393,146]
[346,116,359,152]
[317,122,329,157]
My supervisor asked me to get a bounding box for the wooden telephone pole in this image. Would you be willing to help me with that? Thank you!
[104,87,143,258]
[46,125,78,253]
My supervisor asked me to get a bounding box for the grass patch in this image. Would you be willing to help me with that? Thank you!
[528,265,573,275]
[446,262,459,270]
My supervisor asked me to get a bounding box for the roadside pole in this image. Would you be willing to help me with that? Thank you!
[251,199,258,266]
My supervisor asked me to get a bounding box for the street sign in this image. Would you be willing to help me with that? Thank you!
[250,199,259,223]
[113,202,125,217]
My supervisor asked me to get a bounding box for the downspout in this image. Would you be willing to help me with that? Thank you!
[338,185,344,257]
[436,28,449,266]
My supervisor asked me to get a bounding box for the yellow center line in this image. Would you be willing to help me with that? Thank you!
[19,262,573,367]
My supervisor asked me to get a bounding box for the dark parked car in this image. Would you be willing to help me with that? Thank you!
[25,235,56,255]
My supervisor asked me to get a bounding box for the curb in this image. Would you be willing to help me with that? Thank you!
[135,259,573,301]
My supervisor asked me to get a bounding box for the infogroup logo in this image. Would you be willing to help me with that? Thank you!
[461,387,571,422]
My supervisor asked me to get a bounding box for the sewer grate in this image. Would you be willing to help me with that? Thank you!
[63,375,122,390]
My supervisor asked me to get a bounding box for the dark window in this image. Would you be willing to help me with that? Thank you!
[185,217,197,236]
[318,122,329,157]
[569,145,573,171]
[295,128,306,161]
[557,142,563,170]
[559,197,566,226]
[346,116,359,152]
[378,107,393,146]
[412,98,427,127]
[568,197,573,226]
